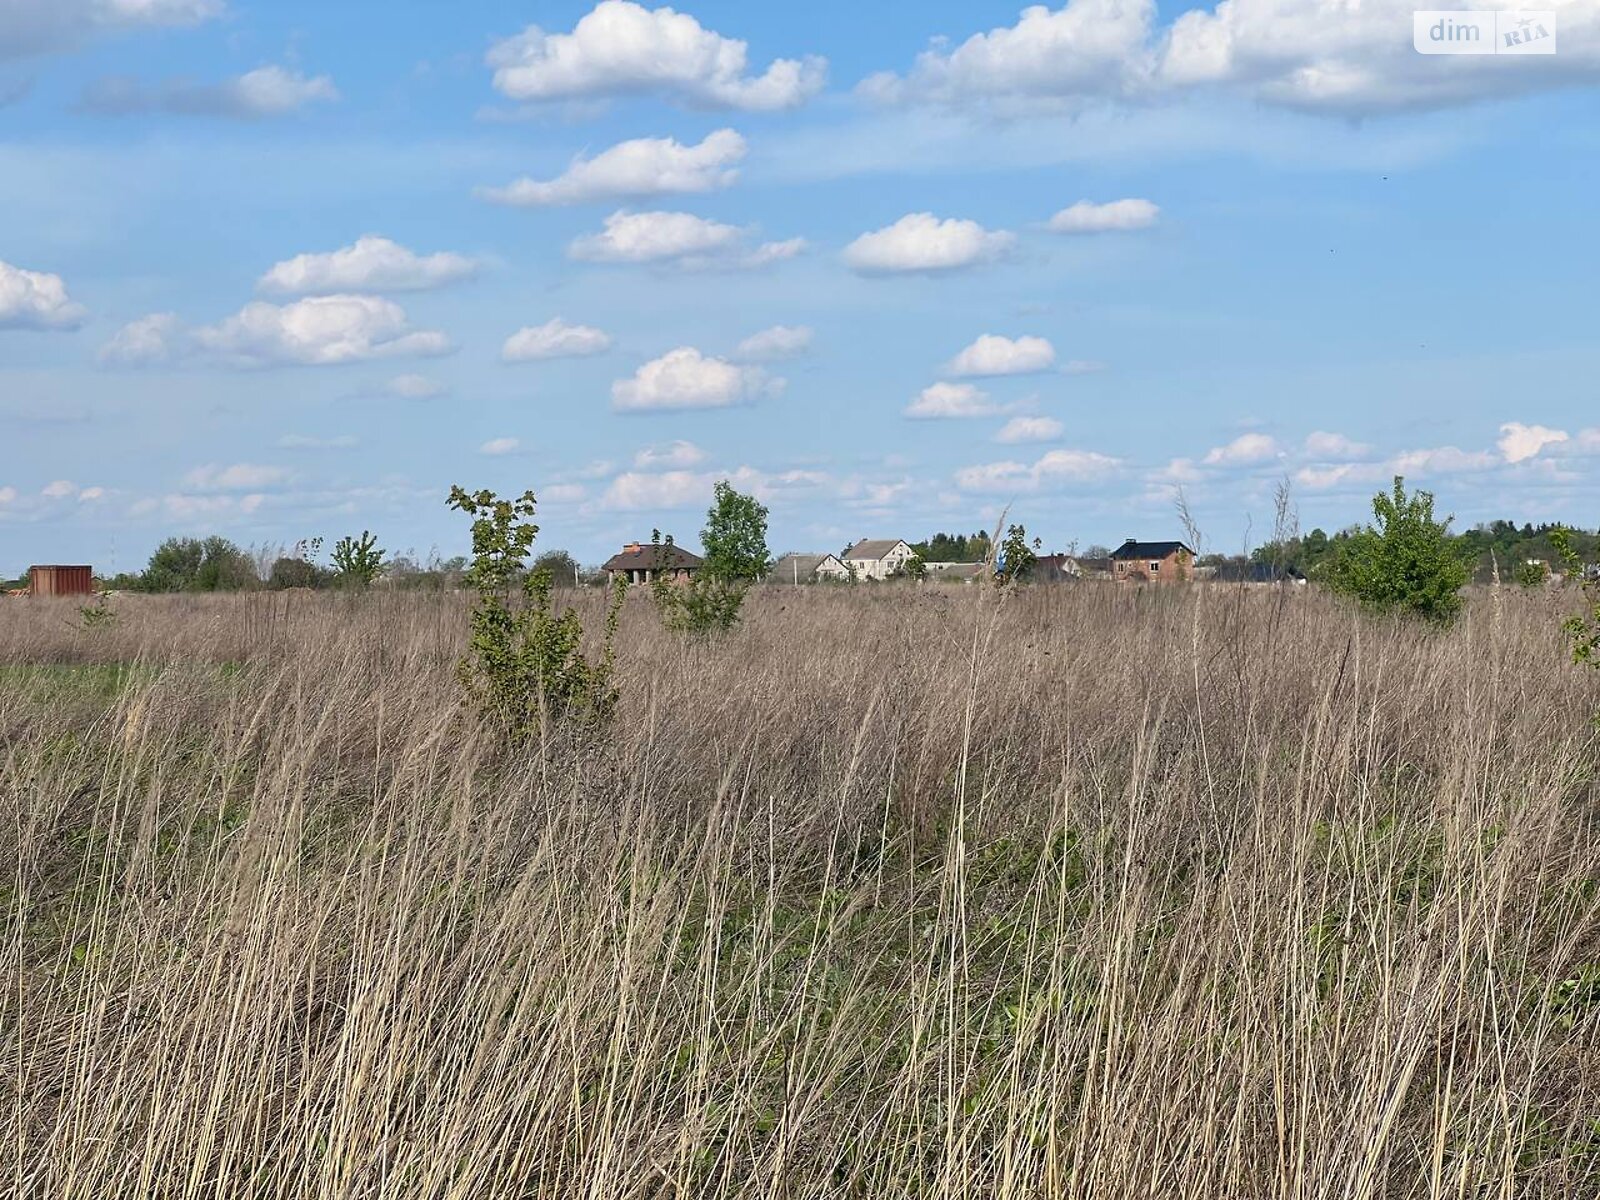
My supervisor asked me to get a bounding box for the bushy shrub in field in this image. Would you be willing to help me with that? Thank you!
[448,486,624,741]
[649,531,745,637]
[267,557,328,589]
[652,482,770,636]
[1552,527,1600,668]
[996,524,1038,584]
[330,530,386,587]
[1323,476,1469,624]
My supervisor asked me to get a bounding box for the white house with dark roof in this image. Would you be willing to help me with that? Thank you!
[843,538,914,581]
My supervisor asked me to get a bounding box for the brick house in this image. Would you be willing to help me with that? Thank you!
[602,541,703,586]
[1109,539,1195,584]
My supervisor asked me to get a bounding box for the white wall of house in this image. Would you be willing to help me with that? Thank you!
[845,540,913,581]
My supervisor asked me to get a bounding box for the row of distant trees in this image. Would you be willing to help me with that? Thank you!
[53,535,586,595]
[1237,519,1597,584]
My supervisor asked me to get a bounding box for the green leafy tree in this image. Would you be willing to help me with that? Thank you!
[700,481,772,583]
[447,486,625,742]
[910,531,992,563]
[904,552,927,582]
[533,549,581,587]
[997,525,1040,584]
[140,536,256,592]
[330,530,386,586]
[652,482,770,636]
[1323,477,1470,625]
[1552,528,1600,668]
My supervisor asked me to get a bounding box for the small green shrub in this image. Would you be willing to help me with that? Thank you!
[78,597,116,630]
[1514,559,1550,590]
[996,524,1038,584]
[1552,528,1600,668]
[651,482,771,637]
[331,530,386,587]
[649,532,745,637]
[447,486,625,741]
[1322,476,1470,625]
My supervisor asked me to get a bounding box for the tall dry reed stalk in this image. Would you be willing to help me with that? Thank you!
[2,584,1597,1198]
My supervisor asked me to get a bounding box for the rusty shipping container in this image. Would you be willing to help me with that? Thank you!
[29,565,95,598]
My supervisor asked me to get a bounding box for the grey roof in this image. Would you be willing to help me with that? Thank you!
[1110,539,1195,560]
[927,562,986,579]
[843,539,907,560]
[769,553,841,580]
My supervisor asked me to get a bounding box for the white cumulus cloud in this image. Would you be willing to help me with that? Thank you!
[1158,0,1600,116]
[572,210,737,260]
[634,439,706,468]
[599,469,714,511]
[612,346,775,412]
[1047,198,1160,233]
[259,235,479,295]
[995,415,1064,443]
[856,0,1600,117]
[1497,422,1568,464]
[480,437,521,456]
[734,324,812,361]
[100,295,452,368]
[486,0,825,111]
[502,318,613,361]
[481,128,745,206]
[955,447,1121,493]
[0,259,87,329]
[859,0,1156,108]
[1303,430,1371,460]
[572,209,800,270]
[97,312,180,364]
[569,209,800,269]
[844,213,1014,275]
[1203,433,1280,466]
[904,382,998,419]
[945,333,1056,376]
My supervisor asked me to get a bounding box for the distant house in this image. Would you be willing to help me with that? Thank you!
[769,553,850,584]
[843,538,914,581]
[1109,539,1195,584]
[602,541,703,586]
[29,565,95,598]
[1033,554,1083,583]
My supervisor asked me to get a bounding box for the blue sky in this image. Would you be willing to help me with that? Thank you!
[3,0,1598,572]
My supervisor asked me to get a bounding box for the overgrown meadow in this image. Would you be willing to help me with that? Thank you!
[4,583,1598,1198]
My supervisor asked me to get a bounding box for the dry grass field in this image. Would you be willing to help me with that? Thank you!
[3,583,1598,1198]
